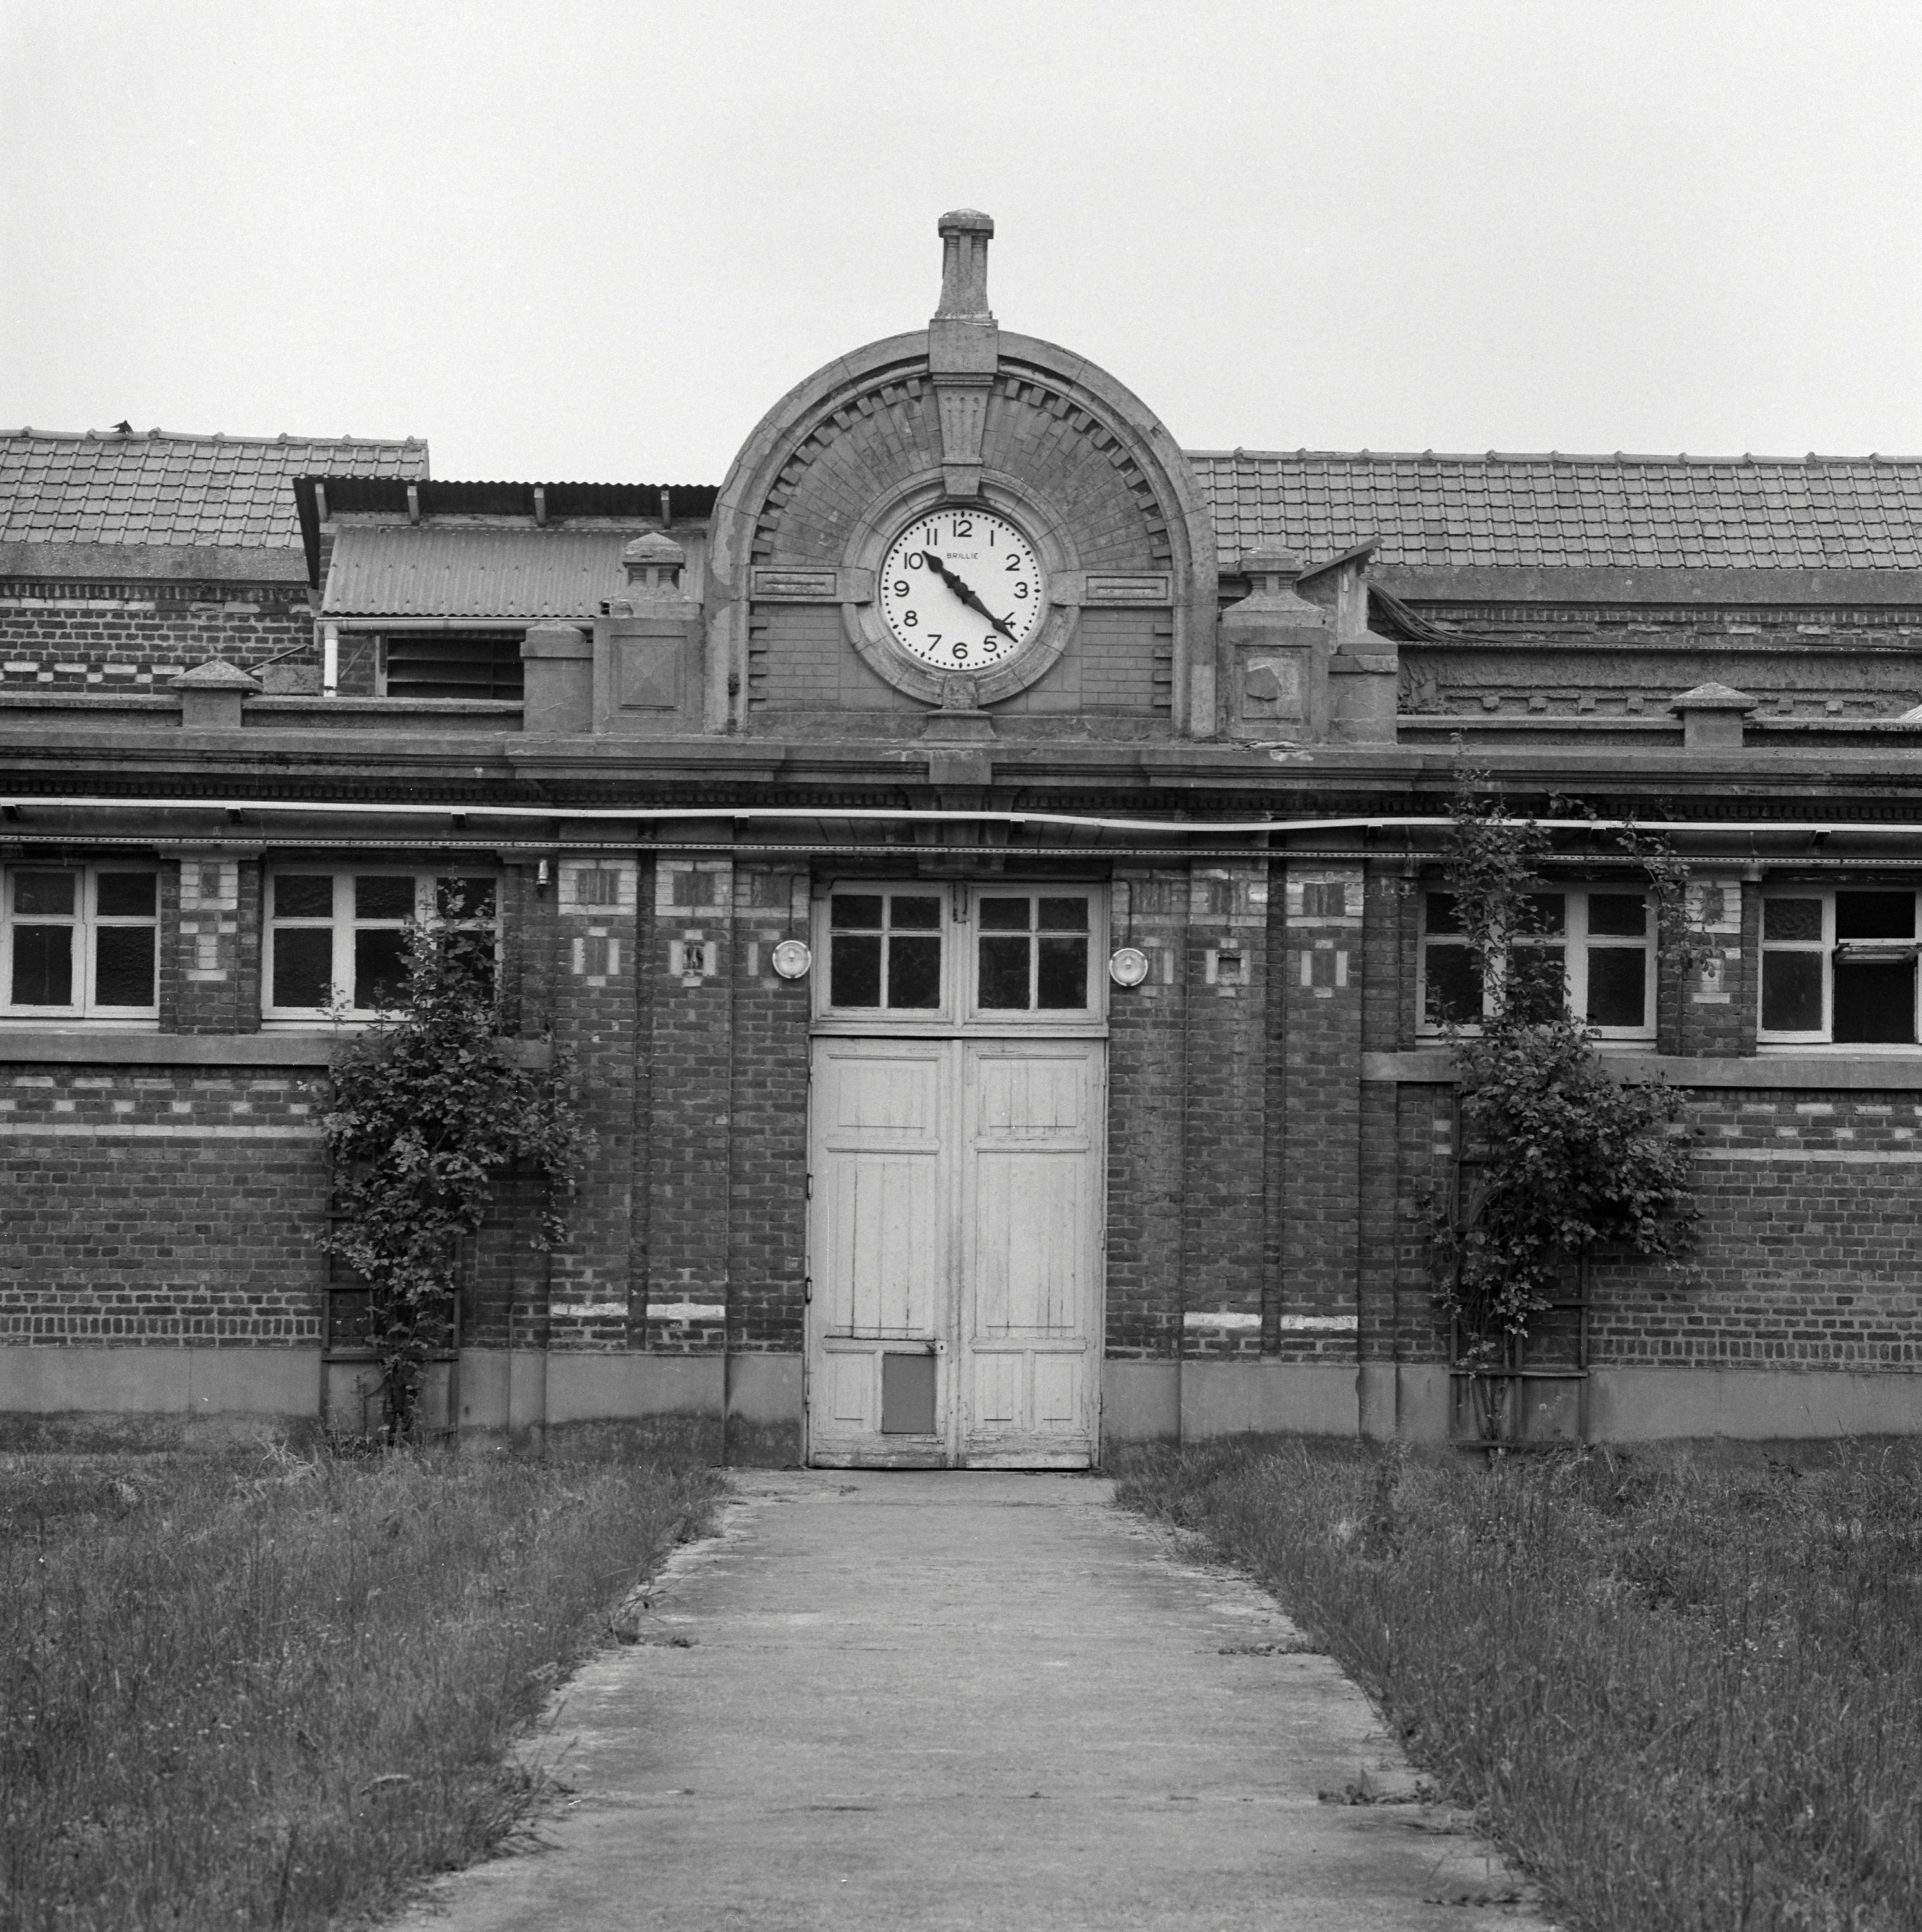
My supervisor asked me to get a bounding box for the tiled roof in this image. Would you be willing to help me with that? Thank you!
[0,429,429,551]
[1189,451,1922,572]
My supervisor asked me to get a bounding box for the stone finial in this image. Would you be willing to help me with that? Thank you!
[170,658,260,730]
[171,659,262,692]
[1670,681,1758,750]
[935,209,994,320]
[622,530,687,598]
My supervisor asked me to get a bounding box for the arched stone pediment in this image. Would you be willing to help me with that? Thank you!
[704,220,1219,739]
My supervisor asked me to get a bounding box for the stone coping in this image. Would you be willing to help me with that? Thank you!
[1365,1049,1922,1089]
[0,1028,551,1067]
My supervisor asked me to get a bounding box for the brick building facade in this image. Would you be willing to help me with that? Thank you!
[5,211,1921,1459]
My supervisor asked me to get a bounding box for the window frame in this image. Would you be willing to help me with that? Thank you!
[262,867,499,1024]
[1417,884,1659,1043]
[810,881,1107,1033]
[0,862,161,1023]
[1758,886,1922,1049]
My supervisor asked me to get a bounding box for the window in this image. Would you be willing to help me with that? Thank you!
[1420,888,1655,1039]
[815,883,1104,1023]
[265,871,496,1018]
[379,632,524,701]
[973,893,1092,1012]
[1,866,158,1018]
[1760,890,1919,1045]
[826,891,944,1010]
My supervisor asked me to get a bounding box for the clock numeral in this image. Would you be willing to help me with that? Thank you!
[928,634,942,647]
[1013,582,1029,598]
[1004,554,1020,571]
[953,641,969,659]
[951,517,973,538]
[906,553,924,570]
[902,610,918,627]
[893,580,910,595]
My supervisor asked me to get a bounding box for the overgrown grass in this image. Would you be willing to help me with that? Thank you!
[2,1437,725,1931]
[1115,1439,1922,1932]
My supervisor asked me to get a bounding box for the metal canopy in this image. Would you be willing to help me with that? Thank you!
[321,526,637,619]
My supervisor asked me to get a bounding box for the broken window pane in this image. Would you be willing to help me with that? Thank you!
[1832,961,1916,1043]
[1835,892,1915,940]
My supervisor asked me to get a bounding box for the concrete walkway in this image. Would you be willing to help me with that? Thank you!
[397,1471,1550,1931]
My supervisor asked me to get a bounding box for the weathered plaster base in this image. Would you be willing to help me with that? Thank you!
[452,1350,803,1466]
[0,1343,321,1421]
[6,1347,1916,1455]
[1101,1361,1363,1447]
[1586,1366,1922,1441]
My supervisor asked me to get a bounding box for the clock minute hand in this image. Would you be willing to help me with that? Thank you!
[922,554,1018,640]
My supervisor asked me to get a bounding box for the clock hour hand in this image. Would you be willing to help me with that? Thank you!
[920,553,1018,641]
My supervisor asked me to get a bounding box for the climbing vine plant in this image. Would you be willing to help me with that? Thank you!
[1423,774,1702,1436]
[320,903,587,1443]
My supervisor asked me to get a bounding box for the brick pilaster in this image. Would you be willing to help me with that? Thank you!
[1279,863,1365,1363]
[727,864,811,1354]
[1104,869,1188,1359]
[546,855,643,1350]
[1179,864,1269,1359]
[643,855,734,1356]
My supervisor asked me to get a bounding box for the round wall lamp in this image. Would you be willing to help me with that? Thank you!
[771,940,814,980]
[1108,946,1150,988]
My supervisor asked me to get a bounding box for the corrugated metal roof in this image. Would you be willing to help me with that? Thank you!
[322,527,637,618]
[0,430,428,551]
[1190,450,1922,572]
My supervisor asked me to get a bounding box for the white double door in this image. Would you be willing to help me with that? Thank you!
[806,1034,1105,1468]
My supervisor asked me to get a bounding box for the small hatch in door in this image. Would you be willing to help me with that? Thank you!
[880,1351,938,1434]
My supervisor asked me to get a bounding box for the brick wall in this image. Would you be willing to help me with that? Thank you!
[1277,864,1365,1361]
[0,578,321,690]
[1177,865,1268,1359]
[0,1066,327,1343]
[158,858,262,1035]
[1590,1088,1922,1368]
[1103,869,1188,1358]
[642,857,734,1356]
[542,856,645,1351]
[727,865,812,1353]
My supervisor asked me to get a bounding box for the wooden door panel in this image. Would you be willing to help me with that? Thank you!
[960,1042,1102,1466]
[807,1040,953,1466]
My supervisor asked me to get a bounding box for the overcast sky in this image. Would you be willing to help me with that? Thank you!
[5,0,1919,482]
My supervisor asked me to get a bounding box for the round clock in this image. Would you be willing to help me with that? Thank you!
[878,507,1045,674]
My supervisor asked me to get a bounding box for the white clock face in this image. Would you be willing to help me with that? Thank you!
[879,508,1045,674]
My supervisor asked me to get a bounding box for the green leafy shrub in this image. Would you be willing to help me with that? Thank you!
[321,905,587,1441]
[1424,779,1700,1431]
